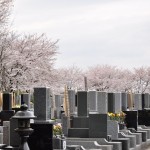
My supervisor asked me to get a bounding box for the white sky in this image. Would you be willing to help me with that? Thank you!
[11,0,150,70]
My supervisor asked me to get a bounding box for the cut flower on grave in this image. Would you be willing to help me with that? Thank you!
[53,123,62,136]
[108,111,126,123]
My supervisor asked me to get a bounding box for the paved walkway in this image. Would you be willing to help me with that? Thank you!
[144,145,150,150]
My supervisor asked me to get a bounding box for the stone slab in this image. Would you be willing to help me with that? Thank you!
[68,128,89,138]
[89,114,108,138]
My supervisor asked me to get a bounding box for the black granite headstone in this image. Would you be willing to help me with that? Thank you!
[75,94,77,107]
[3,93,12,110]
[21,93,30,109]
[108,93,114,112]
[122,92,128,111]
[28,123,53,150]
[138,109,150,126]
[0,93,14,125]
[142,94,145,109]
[142,93,150,109]
[124,110,138,130]
[72,116,89,128]
[0,110,14,125]
[68,128,89,138]
[77,91,88,117]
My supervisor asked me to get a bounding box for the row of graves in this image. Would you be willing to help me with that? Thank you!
[0,88,150,149]
[64,91,150,150]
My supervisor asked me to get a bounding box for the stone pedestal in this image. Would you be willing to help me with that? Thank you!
[28,123,53,150]
[89,113,108,138]
[0,110,14,125]
[53,135,66,150]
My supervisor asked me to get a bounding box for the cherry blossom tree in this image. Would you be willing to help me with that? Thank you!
[54,66,84,93]
[0,0,58,91]
[0,0,12,28]
[4,34,58,91]
[85,65,135,92]
[132,67,150,93]
[86,65,119,91]
[110,68,133,92]
[0,31,17,91]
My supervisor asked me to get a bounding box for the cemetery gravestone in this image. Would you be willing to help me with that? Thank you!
[28,87,54,150]
[138,109,150,126]
[89,113,108,138]
[97,92,108,114]
[87,91,97,112]
[108,93,114,112]
[108,120,119,139]
[28,123,53,150]
[3,121,10,146]
[3,93,12,110]
[124,110,138,130]
[77,91,88,117]
[68,91,89,138]
[10,118,20,147]
[34,87,51,122]
[108,93,121,113]
[121,92,128,111]
[142,93,150,109]
[114,93,122,113]
[68,90,76,116]
[134,94,142,110]
[127,93,133,110]
[50,94,55,119]
[21,93,30,109]
[0,93,14,125]
[55,94,63,119]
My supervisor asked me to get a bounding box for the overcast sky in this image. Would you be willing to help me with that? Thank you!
[11,0,150,70]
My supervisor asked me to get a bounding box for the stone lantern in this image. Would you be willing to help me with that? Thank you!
[12,104,36,150]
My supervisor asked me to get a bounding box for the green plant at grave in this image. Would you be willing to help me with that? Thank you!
[108,112,116,120]
[108,111,126,123]
[53,123,62,136]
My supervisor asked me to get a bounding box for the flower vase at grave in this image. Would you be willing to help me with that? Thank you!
[53,134,66,150]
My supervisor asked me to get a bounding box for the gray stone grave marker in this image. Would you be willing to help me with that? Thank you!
[134,93,142,110]
[97,92,108,114]
[3,121,10,145]
[114,93,122,113]
[87,91,97,112]
[108,120,119,139]
[10,118,20,147]
[34,87,51,122]
[21,93,30,109]
[55,94,63,119]
[108,93,121,113]
[68,90,76,116]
